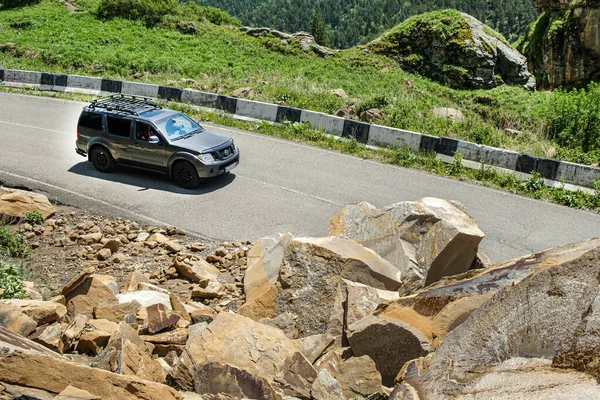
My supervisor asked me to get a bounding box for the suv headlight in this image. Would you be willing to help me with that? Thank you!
[198,153,214,163]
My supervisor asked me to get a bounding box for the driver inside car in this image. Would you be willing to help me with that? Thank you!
[137,125,151,141]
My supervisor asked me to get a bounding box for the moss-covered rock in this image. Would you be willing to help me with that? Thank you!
[518,1,600,88]
[369,9,535,90]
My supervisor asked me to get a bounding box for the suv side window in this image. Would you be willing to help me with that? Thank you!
[135,122,159,142]
[107,116,132,138]
[79,112,103,132]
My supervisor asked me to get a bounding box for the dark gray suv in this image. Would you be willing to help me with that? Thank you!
[75,95,239,188]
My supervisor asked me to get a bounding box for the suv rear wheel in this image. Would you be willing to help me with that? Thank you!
[90,146,115,173]
[173,161,200,189]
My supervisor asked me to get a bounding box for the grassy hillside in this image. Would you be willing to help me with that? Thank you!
[0,0,598,165]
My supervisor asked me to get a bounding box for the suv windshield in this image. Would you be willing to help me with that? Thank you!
[155,113,203,141]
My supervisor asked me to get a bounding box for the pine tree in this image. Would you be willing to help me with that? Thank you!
[308,11,330,47]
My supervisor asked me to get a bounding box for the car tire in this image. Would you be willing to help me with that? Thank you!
[90,146,115,173]
[173,161,200,189]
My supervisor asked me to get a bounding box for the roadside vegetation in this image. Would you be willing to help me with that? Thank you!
[0,219,31,299]
[0,0,599,166]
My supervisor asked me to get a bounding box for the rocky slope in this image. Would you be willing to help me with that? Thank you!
[518,0,600,88]
[369,10,535,90]
[1,187,600,399]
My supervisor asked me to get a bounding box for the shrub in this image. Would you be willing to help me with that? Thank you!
[446,152,465,177]
[23,210,44,225]
[521,171,546,197]
[0,224,30,258]
[0,260,27,299]
[193,5,241,26]
[547,82,600,152]
[96,0,178,26]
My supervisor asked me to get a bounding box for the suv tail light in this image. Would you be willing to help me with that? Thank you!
[76,127,80,140]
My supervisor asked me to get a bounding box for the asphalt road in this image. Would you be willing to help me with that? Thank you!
[0,92,598,263]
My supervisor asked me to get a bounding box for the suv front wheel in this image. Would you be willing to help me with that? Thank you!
[90,146,116,173]
[172,161,200,189]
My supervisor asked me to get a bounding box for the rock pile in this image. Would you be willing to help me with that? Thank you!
[241,27,335,58]
[2,187,600,399]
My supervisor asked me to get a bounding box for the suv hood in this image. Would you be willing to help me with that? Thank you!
[171,130,231,154]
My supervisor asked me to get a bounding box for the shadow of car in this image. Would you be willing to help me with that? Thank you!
[68,161,236,194]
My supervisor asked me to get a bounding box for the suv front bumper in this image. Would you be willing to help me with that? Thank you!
[196,154,239,178]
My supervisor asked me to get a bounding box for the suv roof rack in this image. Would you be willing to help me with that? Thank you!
[88,94,162,116]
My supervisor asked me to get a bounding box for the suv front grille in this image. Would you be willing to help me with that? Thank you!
[212,145,235,161]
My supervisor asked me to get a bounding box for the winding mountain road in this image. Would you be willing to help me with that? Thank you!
[1,92,598,263]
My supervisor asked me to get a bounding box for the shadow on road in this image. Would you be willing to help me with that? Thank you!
[68,161,236,194]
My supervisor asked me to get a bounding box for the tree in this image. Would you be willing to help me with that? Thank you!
[308,11,330,47]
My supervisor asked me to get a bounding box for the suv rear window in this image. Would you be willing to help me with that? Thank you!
[107,116,132,138]
[79,112,103,131]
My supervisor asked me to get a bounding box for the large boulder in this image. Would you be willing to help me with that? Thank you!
[186,312,317,397]
[64,274,119,318]
[2,299,67,325]
[399,244,600,398]
[347,237,600,386]
[193,362,283,400]
[238,234,402,340]
[329,198,484,294]
[0,187,55,219]
[0,326,181,399]
[0,303,37,337]
[369,10,535,90]
[519,0,600,88]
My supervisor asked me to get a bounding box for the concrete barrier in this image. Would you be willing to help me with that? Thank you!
[3,69,41,87]
[276,106,302,123]
[300,110,344,136]
[368,125,422,151]
[40,73,68,91]
[216,95,237,114]
[100,78,122,94]
[456,140,483,162]
[158,86,182,102]
[236,99,278,122]
[181,89,218,108]
[479,145,519,171]
[66,75,103,95]
[121,81,159,98]
[342,119,371,144]
[557,161,600,188]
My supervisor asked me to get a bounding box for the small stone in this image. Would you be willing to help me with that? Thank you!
[164,241,185,253]
[103,239,120,254]
[191,281,224,299]
[190,243,205,252]
[136,232,150,242]
[206,255,223,264]
[97,248,111,261]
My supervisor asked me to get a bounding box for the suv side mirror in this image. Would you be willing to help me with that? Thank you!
[148,136,160,144]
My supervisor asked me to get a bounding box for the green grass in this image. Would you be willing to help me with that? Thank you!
[0,0,597,165]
